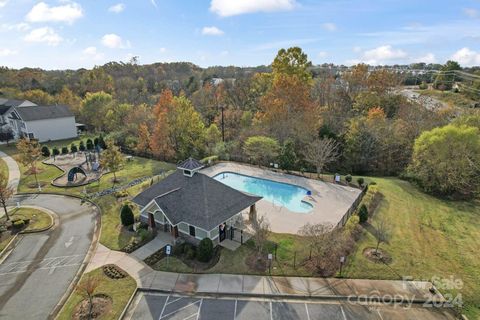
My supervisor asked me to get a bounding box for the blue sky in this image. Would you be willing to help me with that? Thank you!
[0,0,479,69]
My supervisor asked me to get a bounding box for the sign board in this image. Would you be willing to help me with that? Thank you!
[274,163,278,169]
[166,245,171,255]
[335,174,341,182]
[340,256,345,263]
[268,253,273,260]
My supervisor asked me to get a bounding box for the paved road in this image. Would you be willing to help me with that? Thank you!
[124,292,457,320]
[0,194,99,319]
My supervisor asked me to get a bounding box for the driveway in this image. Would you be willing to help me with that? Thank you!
[0,194,99,319]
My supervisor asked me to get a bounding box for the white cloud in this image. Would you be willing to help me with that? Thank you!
[26,1,83,24]
[463,8,478,18]
[358,45,407,65]
[159,47,167,53]
[24,27,62,46]
[0,49,17,57]
[322,22,337,32]
[318,51,328,58]
[82,46,104,60]
[108,3,125,13]
[0,1,8,8]
[1,22,30,32]
[220,50,229,56]
[414,53,436,64]
[210,0,296,17]
[353,46,362,53]
[101,33,130,48]
[202,26,224,36]
[451,47,480,67]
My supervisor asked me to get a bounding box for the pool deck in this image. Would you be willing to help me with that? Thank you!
[200,162,362,234]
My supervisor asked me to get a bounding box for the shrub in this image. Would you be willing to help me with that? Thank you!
[12,219,25,229]
[358,204,368,223]
[369,181,377,185]
[94,137,99,146]
[61,146,68,154]
[41,146,50,157]
[186,247,196,260]
[137,228,151,242]
[79,141,86,151]
[357,177,365,187]
[86,139,94,150]
[197,238,214,262]
[418,81,428,90]
[120,204,135,226]
[98,135,107,149]
[345,174,352,183]
[70,143,78,153]
[52,147,60,157]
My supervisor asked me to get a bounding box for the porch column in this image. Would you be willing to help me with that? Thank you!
[249,204,257,222]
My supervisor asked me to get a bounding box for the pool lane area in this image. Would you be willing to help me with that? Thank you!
[201,162,362,234]
[214,172,313,213]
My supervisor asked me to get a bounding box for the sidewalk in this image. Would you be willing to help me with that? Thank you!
[0,150,20,193]
[87,244,445,304]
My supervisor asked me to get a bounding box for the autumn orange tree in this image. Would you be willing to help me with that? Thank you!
[17,138,42,189]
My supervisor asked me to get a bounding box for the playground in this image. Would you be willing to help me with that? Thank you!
[43,151,105,187]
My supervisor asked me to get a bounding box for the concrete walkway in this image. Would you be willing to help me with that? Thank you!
[130,232,174,260]
[0,150,20,193]
[87,244,446,304]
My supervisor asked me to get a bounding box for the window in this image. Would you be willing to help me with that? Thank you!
[196,228,207,240]
[189,225,196,237]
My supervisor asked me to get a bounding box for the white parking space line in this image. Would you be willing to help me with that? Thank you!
[158,295,170,320]
[160,300,201,319]
[234,299,237,319]
[340,305,347,320]
[305,303,311,320]
[195,299,203,320]
[167,297,183,305]
[270,301,273,320]
[0,262,82,276]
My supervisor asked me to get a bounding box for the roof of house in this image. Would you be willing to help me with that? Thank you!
[13,105,74,121]
[0,99,35,108]
[132,170,261,231]
[177,157,204,171]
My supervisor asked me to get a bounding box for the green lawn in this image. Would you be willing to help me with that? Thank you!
[0,207,52,251]
[0,158,8,186]
[342,177,480,318]
[57,266,136,320]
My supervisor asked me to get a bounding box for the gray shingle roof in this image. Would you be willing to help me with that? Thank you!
[132,170,261,231]
[177,158,204,171]
[14,105,74,121]
[0,99,34,108]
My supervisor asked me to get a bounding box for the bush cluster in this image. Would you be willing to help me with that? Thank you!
[197,238,214,262]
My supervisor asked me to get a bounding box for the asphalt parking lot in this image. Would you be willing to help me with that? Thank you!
[124,292,457,320]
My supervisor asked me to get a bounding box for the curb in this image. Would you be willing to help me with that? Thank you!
[16,205,56,234]
[134,287,448,306]
[11,193,102,320]
[119,287,139,320]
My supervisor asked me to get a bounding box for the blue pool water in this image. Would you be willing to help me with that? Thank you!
[213,172,313,213]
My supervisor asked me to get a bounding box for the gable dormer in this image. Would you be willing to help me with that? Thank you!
[177,157,204,177]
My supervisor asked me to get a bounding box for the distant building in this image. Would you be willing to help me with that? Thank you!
[0,99,77,142]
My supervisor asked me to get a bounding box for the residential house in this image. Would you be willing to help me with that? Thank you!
[0,99,77,142]
[133,158,261,245]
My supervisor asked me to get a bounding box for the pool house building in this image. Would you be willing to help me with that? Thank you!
[132,158,261,246]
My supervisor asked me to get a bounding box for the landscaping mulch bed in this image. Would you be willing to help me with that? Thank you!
[246,253,267,272]
[363,247,392,264]
[72,294,112,320]
[102,264,127,279]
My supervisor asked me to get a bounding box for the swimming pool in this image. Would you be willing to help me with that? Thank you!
[213,172,313,213]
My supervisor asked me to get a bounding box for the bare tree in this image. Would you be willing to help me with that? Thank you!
[0,173,14,221]
[251,215,270,258]
[77,275,100,319]
[299,223,342,275]
[303,138,340,177]
[374,217,392,255]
